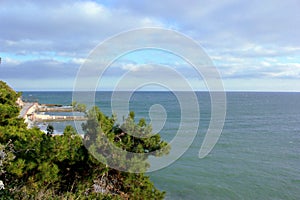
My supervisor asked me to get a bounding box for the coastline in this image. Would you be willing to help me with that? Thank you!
[18,98,86,129]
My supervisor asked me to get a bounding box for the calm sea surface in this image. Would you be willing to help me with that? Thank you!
[22,91,300,199]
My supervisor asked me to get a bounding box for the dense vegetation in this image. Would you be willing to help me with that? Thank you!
[0,81,169,199]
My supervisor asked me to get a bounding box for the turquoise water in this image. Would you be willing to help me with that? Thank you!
[22,91,300,199]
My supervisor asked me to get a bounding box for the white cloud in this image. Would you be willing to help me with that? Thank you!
[121,64,154,72]
[76,1,108,17]
[71,58,85,65]
[261,61,271,67]
[0,1,164,55]
[1,58,21,65]
[1,0,300,91]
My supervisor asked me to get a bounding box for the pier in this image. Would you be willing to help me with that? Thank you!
[37,106,73,112]
[18,99,87,128]
[34,114,87,122]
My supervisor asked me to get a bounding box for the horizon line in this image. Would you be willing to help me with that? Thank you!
[18,90,300,93]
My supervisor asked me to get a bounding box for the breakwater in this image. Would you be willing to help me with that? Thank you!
[37,106,73,112]
[18,100,86,128]
[34,114,87,122]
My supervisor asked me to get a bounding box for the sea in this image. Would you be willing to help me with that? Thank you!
[21,91,300,200]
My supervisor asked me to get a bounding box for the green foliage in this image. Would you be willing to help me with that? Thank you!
[0,81,21,126]
[72,101,87,112]
[63,125,77,137]
[0,81,20,106]
[0,80,168,199]
[82,108,170,198]
[82,106,115,147]
[129,111,135,120]
[46,124,54,136]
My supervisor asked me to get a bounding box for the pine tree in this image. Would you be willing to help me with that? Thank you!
[0,81,168,199]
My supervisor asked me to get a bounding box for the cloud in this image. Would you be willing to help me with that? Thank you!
[1,0,300,91]
[0,0,163,55]
[121,63,154,72]
[0,59,79,79]
[71,58,86,65]
[110,0,300,45]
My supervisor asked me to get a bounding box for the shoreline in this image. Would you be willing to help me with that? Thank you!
[18,98,86,129]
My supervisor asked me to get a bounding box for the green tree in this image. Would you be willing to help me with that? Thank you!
[0,80,168,199]
[46,124,54,136]
[72,101,87,112]
[0,81,23,126]
[82,108,170,198]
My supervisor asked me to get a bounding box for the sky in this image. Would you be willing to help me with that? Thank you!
[0,0,300,91]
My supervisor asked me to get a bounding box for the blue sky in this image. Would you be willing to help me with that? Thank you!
[0,0,300,91]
